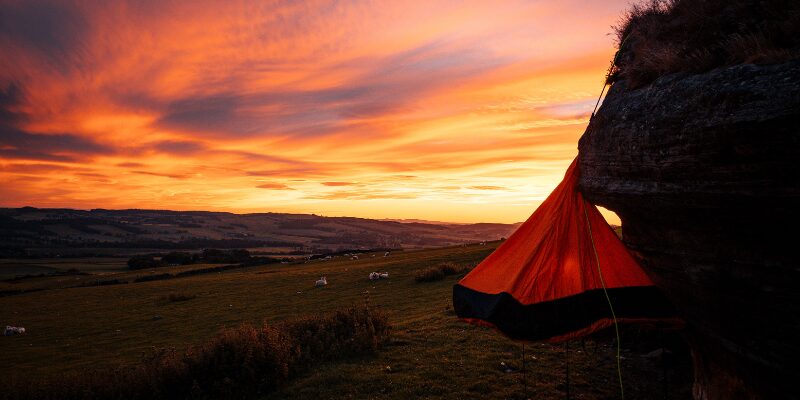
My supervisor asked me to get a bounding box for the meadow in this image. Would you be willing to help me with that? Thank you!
[0,243,690,399]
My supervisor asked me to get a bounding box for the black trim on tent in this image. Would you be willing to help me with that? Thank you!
[453,284,677,342]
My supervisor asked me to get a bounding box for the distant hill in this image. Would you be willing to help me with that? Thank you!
[0,207,521,257]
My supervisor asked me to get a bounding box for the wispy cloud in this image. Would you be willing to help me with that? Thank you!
[321,182,356,187]
[257,183,294,190]
[0,0,628,223]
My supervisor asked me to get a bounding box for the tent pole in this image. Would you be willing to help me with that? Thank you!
[661,329,668,400]
[565,341,571,400]
[522,343,528,399]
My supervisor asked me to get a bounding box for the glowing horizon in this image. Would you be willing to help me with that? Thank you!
[0,0,628,224]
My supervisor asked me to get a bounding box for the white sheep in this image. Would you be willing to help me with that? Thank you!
[384,251,390,257]
[4,326,25,336]
[369,272,389,280]
[315,276,327,287]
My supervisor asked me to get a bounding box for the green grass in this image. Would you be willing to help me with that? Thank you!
[0,243,690,399]
[0,261,249,293]
[0,257,128,280]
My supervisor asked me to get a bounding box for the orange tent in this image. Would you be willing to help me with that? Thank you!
[453,157,681,342]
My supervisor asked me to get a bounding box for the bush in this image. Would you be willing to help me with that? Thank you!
[609,0,800,88]
[200,248,251,263]
[93,278,124,286]
[414,262,468,282]
[133,273,172,283]
[1,306,389,400]
[414,267,446,282]
[158,292,197,303]
[161,252,193,265]
[127,255,165,270]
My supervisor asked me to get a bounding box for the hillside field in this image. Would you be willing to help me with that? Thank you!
[0,242,690,399]
[0,208,519,257]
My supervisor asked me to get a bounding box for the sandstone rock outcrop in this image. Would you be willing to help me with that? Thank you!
[578,60,800,399]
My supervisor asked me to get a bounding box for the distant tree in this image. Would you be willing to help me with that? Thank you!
[198,248,250,263]
[228,248,251,262]
[162,252,193,265]
[201,248,225,263]
[128,255,165,270]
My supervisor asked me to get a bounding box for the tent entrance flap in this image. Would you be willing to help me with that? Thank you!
[452,157,681,342]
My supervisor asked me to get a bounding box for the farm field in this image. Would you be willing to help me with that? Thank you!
[0,257,128,279]
[0,259,266,294]
[0,242,691,399]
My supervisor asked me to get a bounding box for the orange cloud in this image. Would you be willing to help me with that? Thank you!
[321,182,356,187]
[0,0,629,224]
[257,183,294,190]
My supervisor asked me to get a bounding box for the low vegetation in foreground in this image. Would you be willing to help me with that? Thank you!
[3,307,389,400]
[0,243,692,399]
[413,262,470,283]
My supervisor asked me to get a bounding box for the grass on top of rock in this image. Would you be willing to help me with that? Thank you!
[609,0,800,88]
[3,306,389,400]
[413,262,470,283]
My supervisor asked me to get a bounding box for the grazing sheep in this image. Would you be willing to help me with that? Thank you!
[315,276,327,287]
[4,326,26,336]
[352,255,359,260]
[369,272,389,280]
[384,251,390,257]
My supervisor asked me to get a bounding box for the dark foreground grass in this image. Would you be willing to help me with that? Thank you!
[0,243,691,399]
[158,292,197,303]
[2,306,389,400]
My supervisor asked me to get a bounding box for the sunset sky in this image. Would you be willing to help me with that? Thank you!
[0,0,629,223]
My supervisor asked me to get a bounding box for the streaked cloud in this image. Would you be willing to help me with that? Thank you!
[322,182,356,187]
[257,183,294,190]
[0,0,628,223]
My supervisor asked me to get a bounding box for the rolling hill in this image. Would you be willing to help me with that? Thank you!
[0,207,520,257]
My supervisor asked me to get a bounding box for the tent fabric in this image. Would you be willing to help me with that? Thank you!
[453,157,681,342]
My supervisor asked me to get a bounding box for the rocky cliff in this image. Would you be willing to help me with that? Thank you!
[578,60,800,399]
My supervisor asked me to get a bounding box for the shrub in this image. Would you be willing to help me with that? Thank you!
[159,292,197,303]
[161,252,193,265]
[93,278,124,286]
[127,255,165,270]
[414,267,446,282]
[1,306,389,400]
[414,262,469,282]
[609,0,800,88]
[199,248,251,263]
[133,273,172,283]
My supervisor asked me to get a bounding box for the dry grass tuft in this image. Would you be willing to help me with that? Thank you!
[413,262,470,283]
[1,306,390,400]
[609,0,800,88]
[158,292,197,303]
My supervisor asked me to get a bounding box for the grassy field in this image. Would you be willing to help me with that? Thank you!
[0,260,264,294]
[0,257,129,279]
[0,243,690,399]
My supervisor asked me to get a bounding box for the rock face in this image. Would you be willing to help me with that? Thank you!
[578,60,800,400]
